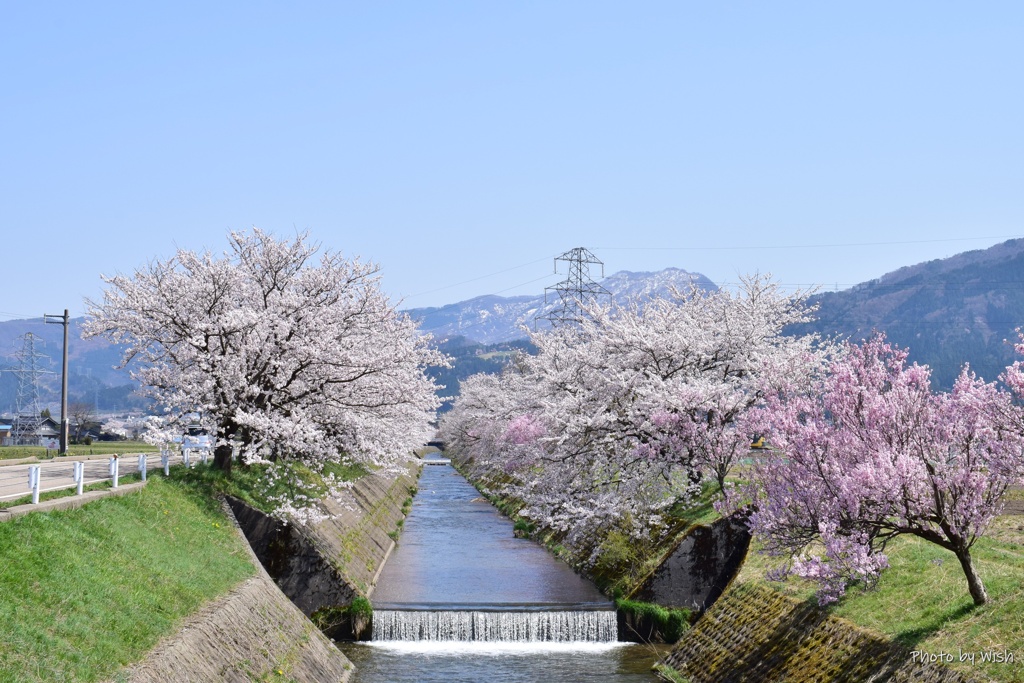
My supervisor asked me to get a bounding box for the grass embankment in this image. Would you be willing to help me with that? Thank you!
[733,508,1024,681]
[0,441,159,461]
[0,475,257,683]
[0,458,369,683]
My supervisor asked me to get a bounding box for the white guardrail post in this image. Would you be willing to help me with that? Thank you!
[183,448,190,468]
[29,465,40,504]
[139,454,147,482]
[161,450,170,476]
[109,456,120,489]
[74,461,84,495]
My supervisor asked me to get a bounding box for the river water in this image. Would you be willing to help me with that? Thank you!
[338,460,667,682]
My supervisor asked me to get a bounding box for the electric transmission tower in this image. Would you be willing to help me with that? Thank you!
[538,247,611,329]
[11,332,53,444]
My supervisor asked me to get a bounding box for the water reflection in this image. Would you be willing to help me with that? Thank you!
[372,464,607,605]
[340,641,669,683]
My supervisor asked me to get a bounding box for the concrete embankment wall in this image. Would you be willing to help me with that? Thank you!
[659,582,980,683]
[113,496,354,683]
[229,460,419,617]
[112,573,353,683]
[632,513,751,612]
[306,460,420,598]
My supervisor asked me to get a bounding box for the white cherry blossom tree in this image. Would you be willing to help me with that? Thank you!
[441,275,823,564]
[85,229,445,477]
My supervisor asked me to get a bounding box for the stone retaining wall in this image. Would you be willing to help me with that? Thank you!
[659,582,980,683]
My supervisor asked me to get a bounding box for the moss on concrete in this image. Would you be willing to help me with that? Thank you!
[660,582,982,683]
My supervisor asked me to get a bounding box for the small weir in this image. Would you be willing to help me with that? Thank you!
[372,603,618,643]
[341,457,663,681]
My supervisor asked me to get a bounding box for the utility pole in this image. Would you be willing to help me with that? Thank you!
[44,309,69,455]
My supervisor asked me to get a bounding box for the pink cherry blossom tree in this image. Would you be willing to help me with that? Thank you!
[84,229,445,480]
[746,333,1024,605]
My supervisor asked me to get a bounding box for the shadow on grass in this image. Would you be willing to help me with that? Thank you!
[891,602,979,650]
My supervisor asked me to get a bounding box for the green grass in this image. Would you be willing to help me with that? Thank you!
[0,476,257,683]
[737,514,1024,682]
[616,598,692,643]
[652,663,691,683]
[0,441,159,461]
[168,459,367,516]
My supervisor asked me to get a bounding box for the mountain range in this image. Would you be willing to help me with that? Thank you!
[406,267,717,344]
[4,239,1024,414]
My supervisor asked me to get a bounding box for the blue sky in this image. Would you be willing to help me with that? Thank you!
[2,2,1022,321]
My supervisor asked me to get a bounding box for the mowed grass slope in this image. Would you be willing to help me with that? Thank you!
[736,513,1024,682]
[0,476,257,683]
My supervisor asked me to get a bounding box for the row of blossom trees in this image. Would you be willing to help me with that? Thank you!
[440,276,1024,606]
[440,275,825,566]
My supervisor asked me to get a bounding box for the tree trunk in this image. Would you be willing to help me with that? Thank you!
[213,420,239,474]
[213,443,233,474]
[954,547,988,605]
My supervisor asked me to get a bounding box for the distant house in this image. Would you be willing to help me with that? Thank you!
[34,416,61,448]
[2,415,61,447]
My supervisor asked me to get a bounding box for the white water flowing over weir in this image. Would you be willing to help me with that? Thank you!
[372,608,618,643]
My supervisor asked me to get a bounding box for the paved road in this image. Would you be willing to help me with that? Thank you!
[0,452,206,501]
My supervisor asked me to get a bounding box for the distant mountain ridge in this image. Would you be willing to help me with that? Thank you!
[791,238,1024,388]
[407,267,717,344]
[0,318,143,415]
[4,241,1024,412]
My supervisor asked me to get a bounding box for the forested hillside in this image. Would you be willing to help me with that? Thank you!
[425,336,536,413]
[790,238,1024,388]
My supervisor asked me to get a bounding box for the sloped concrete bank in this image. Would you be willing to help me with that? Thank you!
[631,513,751,613]
[617,514,751,644]
[111,573,354,683]
[657,582,980,683]
[306,460,420,597]
[111,495,354,683]
[228,460,420,638]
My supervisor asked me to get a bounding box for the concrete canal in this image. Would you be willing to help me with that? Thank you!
[339,457,666,682]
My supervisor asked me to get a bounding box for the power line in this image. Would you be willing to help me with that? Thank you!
[402,256,555,300]
[594,235,1024,252]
